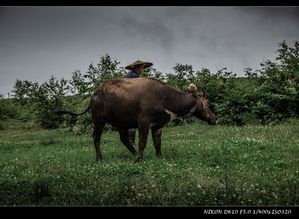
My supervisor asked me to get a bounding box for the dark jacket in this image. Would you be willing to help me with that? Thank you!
[125,71,140,78]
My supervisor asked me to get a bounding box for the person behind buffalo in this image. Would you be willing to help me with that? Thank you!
[124,60,153,146]
[124,60,153,78]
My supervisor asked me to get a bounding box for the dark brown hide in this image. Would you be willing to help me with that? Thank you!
[90,78,216,162]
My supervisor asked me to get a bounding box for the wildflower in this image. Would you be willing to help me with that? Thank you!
[272,192,278,199]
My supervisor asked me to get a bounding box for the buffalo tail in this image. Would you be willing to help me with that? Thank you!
[54,105,90,116]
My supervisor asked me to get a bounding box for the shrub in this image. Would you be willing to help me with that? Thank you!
[0,95,19,120]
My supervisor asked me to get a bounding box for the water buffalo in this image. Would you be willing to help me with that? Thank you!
[59,77,216,162]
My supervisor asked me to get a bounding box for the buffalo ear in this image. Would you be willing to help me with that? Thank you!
[188,83,198,94]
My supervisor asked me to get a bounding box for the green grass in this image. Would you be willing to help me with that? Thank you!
[0,120,298,206]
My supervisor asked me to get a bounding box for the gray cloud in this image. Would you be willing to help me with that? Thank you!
[239,6,299,19]
[117,13,175,52]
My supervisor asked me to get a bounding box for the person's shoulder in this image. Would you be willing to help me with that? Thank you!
[125,72,139,78]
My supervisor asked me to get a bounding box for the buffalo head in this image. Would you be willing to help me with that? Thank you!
[188,83,217,125]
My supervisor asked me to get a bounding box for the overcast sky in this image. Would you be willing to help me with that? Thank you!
[0,6,299,97]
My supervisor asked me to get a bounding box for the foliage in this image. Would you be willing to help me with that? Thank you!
[10,76,69,129]
[141,67,165,81]
[241,40,299,124]
[69,54,125,96]
[11,80,36,105]
[34,76,69,129]
[0,95,18,121]
[170,63,195,90]
[9,54,125,129]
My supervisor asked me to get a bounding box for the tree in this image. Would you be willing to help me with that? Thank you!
[33,76,69,128]
[12,80,36,105]
[172,63,194,90]
[83,54,124,94]
[69,69,89,96]
[141,67,165,81]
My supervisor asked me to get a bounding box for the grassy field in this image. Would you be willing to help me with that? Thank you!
[0,120,298,206]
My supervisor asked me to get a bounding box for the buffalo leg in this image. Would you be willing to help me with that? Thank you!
[128,129,136,147]
[134,121,150,162]
[93,123,105,162]
[151,127,162,158]
[118,128,138,156]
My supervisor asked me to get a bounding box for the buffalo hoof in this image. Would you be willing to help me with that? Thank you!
[134,156,143,163]
[156,153,162,158]
[95,157,103,162]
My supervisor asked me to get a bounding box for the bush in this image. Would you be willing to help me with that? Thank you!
[0,96,19,121]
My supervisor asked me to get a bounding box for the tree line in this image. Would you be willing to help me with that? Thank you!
[0,41,298,132]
